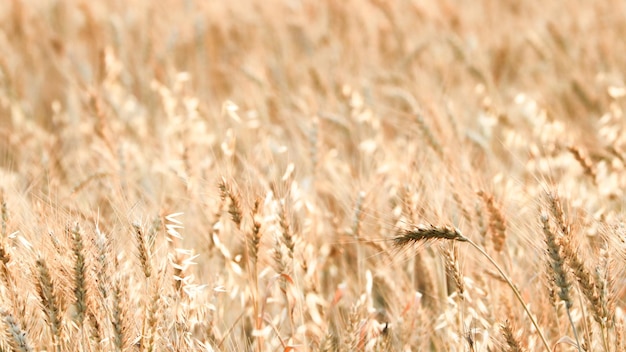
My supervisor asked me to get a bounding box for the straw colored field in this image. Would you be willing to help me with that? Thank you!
[0,0,625,351]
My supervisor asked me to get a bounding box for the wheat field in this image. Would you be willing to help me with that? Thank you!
[1,0,626,351]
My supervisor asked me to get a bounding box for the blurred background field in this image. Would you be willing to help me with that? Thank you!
[0,1,626,351]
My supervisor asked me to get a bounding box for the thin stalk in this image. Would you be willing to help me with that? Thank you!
[461,235,551,352]
[565,307,583,352]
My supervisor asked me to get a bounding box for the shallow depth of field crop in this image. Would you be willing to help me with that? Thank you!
[0,1,626,351]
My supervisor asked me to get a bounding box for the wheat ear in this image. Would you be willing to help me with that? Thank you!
[34,257,62,352]
[541,213,582,352]
[71,223,88,327]
[1,308,33,352]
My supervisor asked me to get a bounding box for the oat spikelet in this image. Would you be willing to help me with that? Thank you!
[478,191,507,253]
[393,224,467,248]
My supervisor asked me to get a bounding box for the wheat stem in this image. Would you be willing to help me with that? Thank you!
[460,235,551,352]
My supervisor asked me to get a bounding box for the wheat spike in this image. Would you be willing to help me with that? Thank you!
[393,224,467,248]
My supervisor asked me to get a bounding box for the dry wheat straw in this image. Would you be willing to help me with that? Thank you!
[3,1,626,351]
